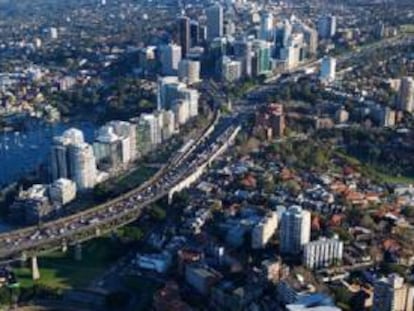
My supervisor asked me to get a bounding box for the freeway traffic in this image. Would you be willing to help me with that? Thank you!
[0,114,240,260]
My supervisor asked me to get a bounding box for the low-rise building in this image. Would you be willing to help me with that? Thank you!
[185,264,222,296]
[49,178,76,206]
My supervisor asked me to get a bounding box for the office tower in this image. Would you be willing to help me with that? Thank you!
[160,43,182,75]
[234,38,252,77]
[320,56,336,83]
[398,77,414,113]
[303,236,343,269]
[317,15,336,39]
[190,20,199,47]
[206,4,223,41]
[179,88,199,117]
[252,40,272,76]
[221,57,242,82]
[252,212,278,249]
[280,206,311,256]
[274,19,292,59]
[259,11,273,41]
[178,59,201,85]
[178,16,190,57]
[373,274,414,311]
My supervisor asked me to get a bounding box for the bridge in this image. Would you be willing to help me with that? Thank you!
[0,114,241,280]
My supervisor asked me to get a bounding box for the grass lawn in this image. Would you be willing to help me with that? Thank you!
[14,237,127,289]
[123,275,163,311]
[335,150,414,185]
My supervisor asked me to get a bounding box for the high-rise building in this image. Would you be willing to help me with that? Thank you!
[178,16,190,58]
[280,206,311,256]
[259,11,273,41]
[157,76,185,110]
[173,99,191,126]
[67,141,97,190]
[233,38,252,77]
[398,77,414,113]
[274,19,292,59]
[301,25,318,56]
[93,121,137,172]
[179,88,199,118]
[199,25,208,43]
[373,274,414,311]
[51,128,97,190]
[280,33,304,70]
[161,109,176,140]
[178,59,201,85]
[190,20,200,47]
[303,236,343,269]
[160,43,182,75]
[206,4,223,41]
[140,113,163,147]
[252,40,272,75]
[252,212,278,249]
[50,27,58,40]
[320,56,336,83]
[221,57,242,82]
[317,15,336,39]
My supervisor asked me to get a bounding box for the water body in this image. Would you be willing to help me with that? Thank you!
[0,119,96,187]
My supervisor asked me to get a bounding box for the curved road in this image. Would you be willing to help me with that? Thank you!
[0,113,239,261]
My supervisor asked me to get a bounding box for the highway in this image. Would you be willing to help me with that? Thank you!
[0,113,240,260]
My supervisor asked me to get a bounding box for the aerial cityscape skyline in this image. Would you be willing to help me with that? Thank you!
[0,0,413,310]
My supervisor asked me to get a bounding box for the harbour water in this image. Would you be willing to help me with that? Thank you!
[0,119,96,187]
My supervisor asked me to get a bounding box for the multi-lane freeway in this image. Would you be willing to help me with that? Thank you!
[0,112,240,261]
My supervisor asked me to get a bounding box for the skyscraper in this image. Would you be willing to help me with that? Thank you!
[398,77,414,113]
[317,15,336,39]
[280,206,311,256]
[206,4,223,41]
[178,16,190,57]
[373,274,414,311]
